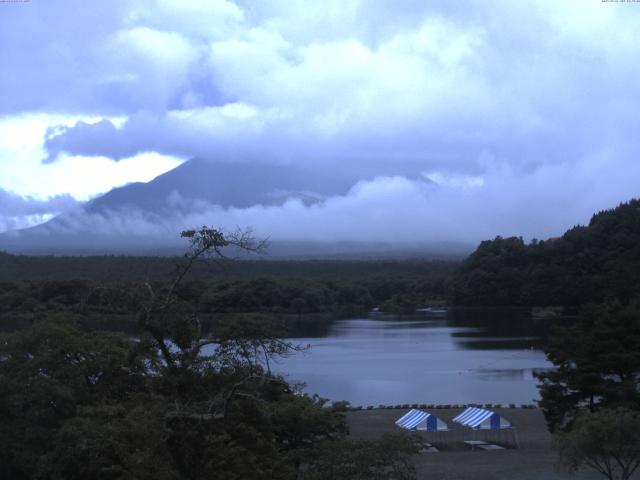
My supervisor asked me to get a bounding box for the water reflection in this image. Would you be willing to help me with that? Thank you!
[474,368,554,381]
[273,309,563,405]
[454,338,546,350]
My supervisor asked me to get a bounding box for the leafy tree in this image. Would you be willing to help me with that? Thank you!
[537,302,640,431]
[300,432,422,480]
[381,294,419,315]
[0,317,149,479]
[557,408,640,480]
[0,227,419,479]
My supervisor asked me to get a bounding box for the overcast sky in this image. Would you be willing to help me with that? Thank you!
[1,0,639,242]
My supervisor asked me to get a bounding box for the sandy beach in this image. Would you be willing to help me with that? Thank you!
[346,408,621,480]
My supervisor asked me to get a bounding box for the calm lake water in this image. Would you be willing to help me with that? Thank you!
[272,308,562,406]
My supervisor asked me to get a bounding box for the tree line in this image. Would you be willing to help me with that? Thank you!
[0,256,454,336]
[450,199,640,307]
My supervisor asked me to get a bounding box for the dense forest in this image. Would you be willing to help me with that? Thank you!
[450,199,640,307]
[0,253,455,335]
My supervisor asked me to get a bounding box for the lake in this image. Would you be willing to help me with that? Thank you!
[272,308,563,406]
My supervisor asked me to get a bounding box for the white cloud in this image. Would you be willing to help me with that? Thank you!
[101,27,200,110]
[126,0,245,38]
[0,115,183,201]
[1,0,640,241]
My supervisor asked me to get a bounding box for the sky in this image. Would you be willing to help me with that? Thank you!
[1,0,640,243]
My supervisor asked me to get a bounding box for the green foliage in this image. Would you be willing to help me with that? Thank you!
[0,318,150,479]
[451,199,640,306]
[0,260,455,335]
[556,408,640,480]
[0,227,420,479]
[300,432,422,480]
[38,404,177,480]
[0,317,356,479]
[537,302,640,431]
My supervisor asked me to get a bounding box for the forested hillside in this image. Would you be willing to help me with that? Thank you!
[450,199,640,306]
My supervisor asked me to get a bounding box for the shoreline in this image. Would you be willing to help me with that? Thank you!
[343,402,538,411]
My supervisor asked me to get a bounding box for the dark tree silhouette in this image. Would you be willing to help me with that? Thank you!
[537,302,640,431]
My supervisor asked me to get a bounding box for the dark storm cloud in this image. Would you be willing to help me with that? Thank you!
[43,120,126,163]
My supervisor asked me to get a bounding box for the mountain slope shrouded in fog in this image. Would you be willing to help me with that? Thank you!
[85,157,359,213]
[0,157,347,251]
[0,158,471,257]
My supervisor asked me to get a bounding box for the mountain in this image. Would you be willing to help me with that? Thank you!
[0,158,466,258]
[450,198,640,306]
[85,157,357,214]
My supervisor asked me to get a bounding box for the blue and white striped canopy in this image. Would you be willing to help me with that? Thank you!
[395,409,448,431]
[453,407,511,430]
